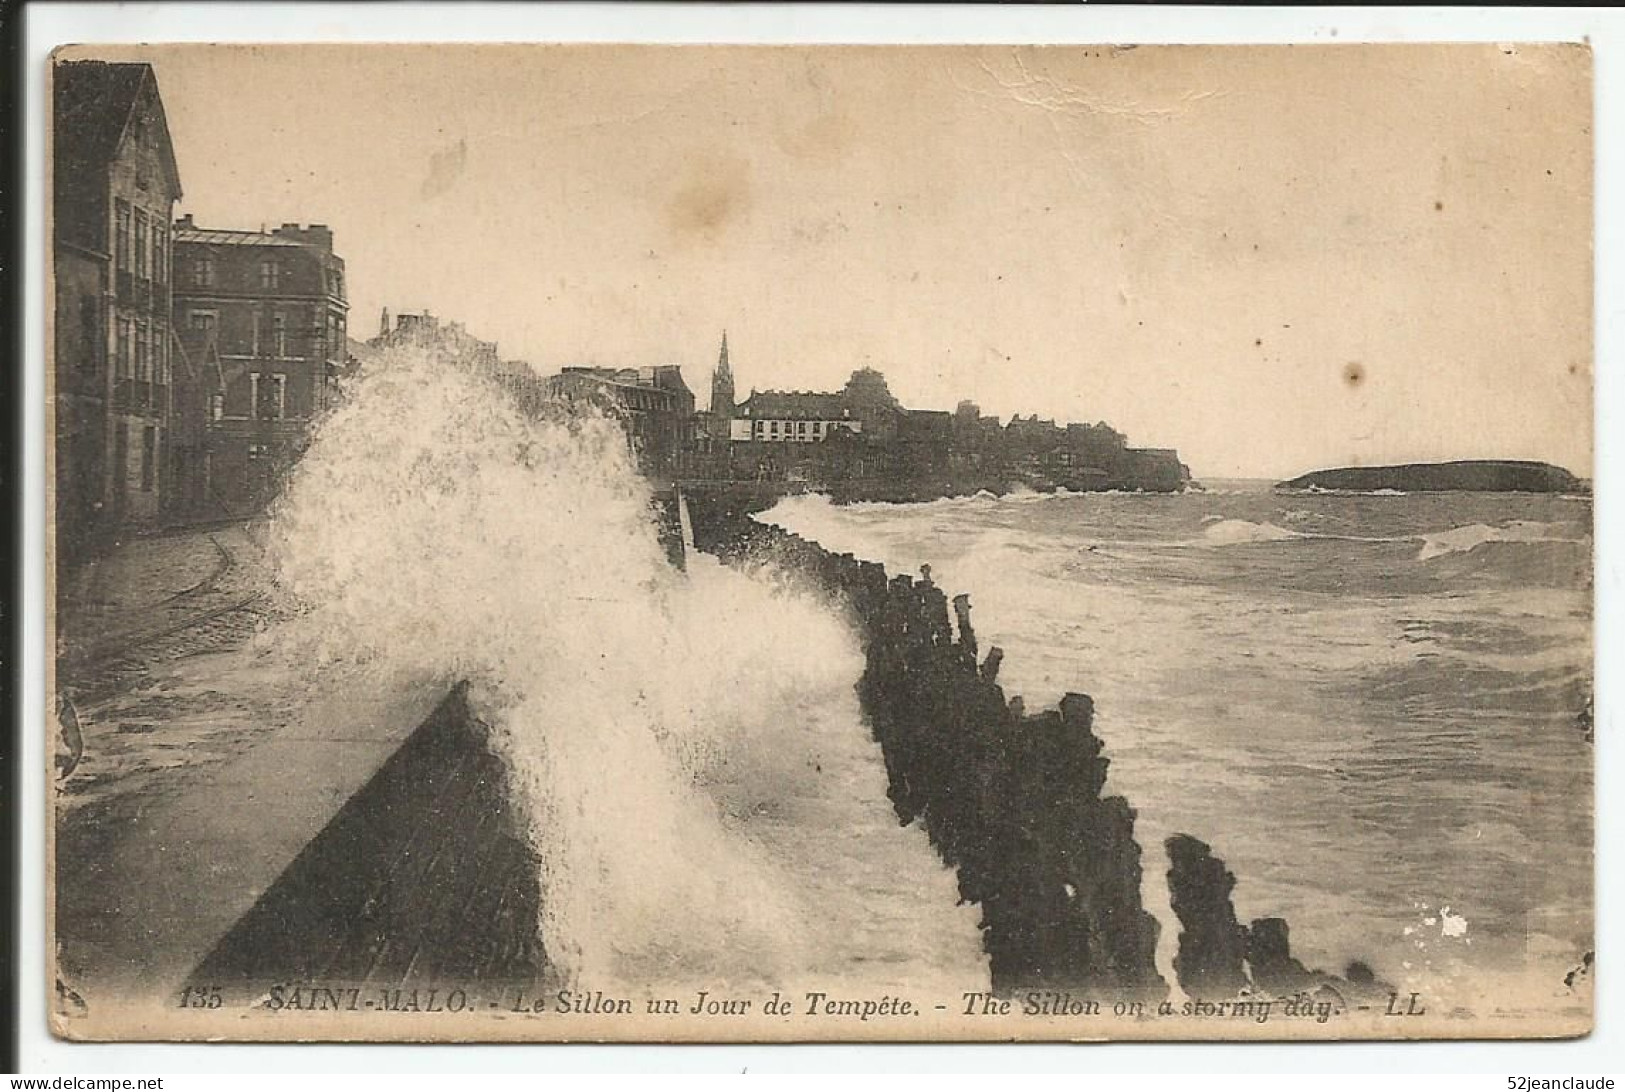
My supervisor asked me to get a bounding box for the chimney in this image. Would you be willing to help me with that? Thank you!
[303,223,334,251]
[176,213,195,230]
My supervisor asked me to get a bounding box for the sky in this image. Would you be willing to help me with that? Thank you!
[89,43,1592,478]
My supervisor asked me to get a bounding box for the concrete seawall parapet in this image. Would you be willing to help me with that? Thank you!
[185,684,548,1002]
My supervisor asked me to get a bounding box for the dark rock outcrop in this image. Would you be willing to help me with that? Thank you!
[1278,460,1584,494]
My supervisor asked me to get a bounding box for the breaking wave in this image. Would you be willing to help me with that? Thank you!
[1197,518,1301,546]
[1416,520,1586,561]
[266,345,980,991]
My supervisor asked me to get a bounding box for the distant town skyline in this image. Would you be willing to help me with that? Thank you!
[92,43,1592,478]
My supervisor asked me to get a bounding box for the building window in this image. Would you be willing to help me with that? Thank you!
[188,310,216,334]
[134,209,149,279]
[115,318,133,378]
[272,314,287,357]
[191,256,215,288]
[211,392,224,421]
[250,372,286,421]
[134,320,150,381]
[140,426,156,492]
[114,201,131,272]
[155,321,168,386]
[152,226,166,285]
[259,260,281,289]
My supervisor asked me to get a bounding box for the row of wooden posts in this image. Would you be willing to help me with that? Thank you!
[683,488,1387,1003]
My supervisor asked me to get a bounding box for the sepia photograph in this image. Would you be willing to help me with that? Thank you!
[43,40,1593,1043]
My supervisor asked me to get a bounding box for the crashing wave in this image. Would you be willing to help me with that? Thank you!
[1416,521,1584,562]
[267,344,979,991]
[1198,519,1302,546]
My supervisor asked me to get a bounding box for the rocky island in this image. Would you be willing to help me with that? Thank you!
[1277,460,1585,494]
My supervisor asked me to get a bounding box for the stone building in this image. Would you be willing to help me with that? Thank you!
[896,408,953,477]
[691,333,736,460]
[169,219,349,517]
[543,365,696,475]
[52,60,184,559]
[370,309,499,368]
[709,331,735,421]
[730,391,862,443]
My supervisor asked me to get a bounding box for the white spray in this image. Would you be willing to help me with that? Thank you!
[268,344,982,993]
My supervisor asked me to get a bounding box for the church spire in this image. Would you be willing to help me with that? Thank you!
[710,330,736,417]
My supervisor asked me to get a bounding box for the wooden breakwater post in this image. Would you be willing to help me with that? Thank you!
[685,495,1166,999]
[683,494,1404,1004]
[1162,834,1395,1007]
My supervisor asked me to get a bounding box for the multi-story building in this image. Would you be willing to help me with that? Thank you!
[729,391,862,443]
[362,308,552,426]
[895,408,953,476]
[52,60,184,558]
[369,309,500,368]
[170,218,349,517]
[543,365,696,475]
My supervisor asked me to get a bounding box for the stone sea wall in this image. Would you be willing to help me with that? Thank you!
[186,684,547,999]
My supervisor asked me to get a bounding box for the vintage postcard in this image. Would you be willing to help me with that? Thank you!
[45,42,1593,1043]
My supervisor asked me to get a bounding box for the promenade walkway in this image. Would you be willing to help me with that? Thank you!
[51,525,541,1036]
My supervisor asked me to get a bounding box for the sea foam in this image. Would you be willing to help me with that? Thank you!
[267,344,980,991]
[1416,520,1583,561]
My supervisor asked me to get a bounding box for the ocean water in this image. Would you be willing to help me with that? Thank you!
[760,484,1594,1014]
[76,339,1589,1024]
